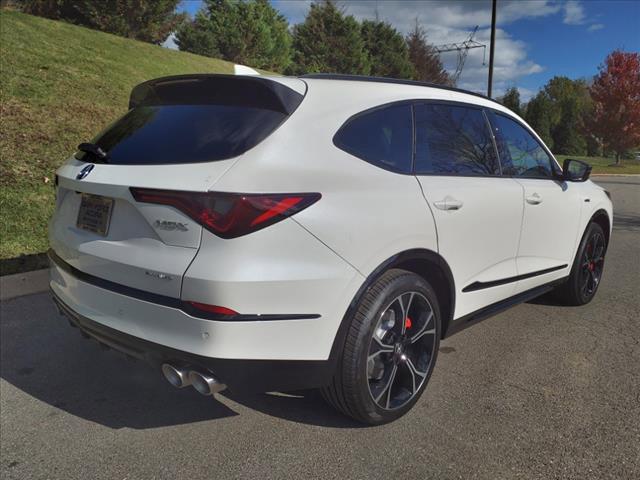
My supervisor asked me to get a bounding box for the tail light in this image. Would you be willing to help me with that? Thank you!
[130,188,321,239]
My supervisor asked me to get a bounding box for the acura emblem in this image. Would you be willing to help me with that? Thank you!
[76,164,94,180]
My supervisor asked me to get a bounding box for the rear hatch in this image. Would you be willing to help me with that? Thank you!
[49,74,305,298]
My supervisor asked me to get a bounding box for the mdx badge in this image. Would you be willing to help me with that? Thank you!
[154,220,188,231]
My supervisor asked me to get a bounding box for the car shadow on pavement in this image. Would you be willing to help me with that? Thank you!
[0,295,361,429]
[612,213,640,233]
[223,390,367,428]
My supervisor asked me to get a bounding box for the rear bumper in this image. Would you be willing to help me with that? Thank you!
[51,290,334,393]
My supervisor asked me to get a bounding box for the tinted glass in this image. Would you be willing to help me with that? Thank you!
[334,104,413,173]
[492,113,554,178]
[75,105,287,165]
[414,104,499,175]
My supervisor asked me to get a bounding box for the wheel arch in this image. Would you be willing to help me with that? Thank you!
[590,209,611,247]
[328,249,455,368]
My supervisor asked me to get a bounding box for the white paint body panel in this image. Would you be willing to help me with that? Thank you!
[416,176,524,318]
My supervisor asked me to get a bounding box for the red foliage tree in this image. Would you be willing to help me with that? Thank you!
[588,50,640,164]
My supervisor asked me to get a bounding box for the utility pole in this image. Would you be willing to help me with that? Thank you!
[487,0,497,98]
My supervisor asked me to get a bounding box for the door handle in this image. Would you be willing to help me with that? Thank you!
[434,197,464,211]
[526,193,543,205]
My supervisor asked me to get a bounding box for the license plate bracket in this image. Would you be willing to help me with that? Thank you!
[76,193,114,236]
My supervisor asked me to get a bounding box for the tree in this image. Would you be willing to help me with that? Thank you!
[176,0,291,71]
[544,76,591,155]
[360,19,413,79]
[500,87,521,115]
[20,0,183,44]
[525,92,554,149]
[288,0,370,75]
[524,76,592,155]
[588,50,640,164]
[406,21,450,85]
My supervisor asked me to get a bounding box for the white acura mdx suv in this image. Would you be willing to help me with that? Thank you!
[49,73,612,424]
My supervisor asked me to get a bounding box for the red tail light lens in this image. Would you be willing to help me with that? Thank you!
[130,188,321,239]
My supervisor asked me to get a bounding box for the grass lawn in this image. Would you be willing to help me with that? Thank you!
[555,155,640,175]
[0,10,235,260]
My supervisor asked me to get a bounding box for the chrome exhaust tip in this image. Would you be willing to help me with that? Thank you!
[161,363,191,388]
[188,370,227,396]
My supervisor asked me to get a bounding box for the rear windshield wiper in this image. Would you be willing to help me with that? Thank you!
[77,143,110,163]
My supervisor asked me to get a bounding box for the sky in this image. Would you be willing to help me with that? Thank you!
[171,0,640,101]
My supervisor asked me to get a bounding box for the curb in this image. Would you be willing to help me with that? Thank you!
[0,252,49,277]
[1,269,49,301]
[591,174,640,177]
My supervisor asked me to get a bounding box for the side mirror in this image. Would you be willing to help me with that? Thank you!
[562,159,592,182]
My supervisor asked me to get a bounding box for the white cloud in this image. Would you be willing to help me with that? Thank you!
[588,23,604,32]
[563,0,587,25]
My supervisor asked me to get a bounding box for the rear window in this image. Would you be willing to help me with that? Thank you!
[333,103,413,173]
[76,105,287,165]
[76,75,303,165]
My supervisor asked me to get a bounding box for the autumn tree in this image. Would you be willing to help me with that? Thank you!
[361,19,414,79]
[176,0,291,71]
[588,50,640,164]
[500,87,521,116]
[406,21,450,85]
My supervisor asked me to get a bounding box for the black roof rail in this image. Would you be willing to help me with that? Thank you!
[299,73,498,104]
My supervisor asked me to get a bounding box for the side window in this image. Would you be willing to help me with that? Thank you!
[414,104,499,176]
[491,113,554,178]
[334,103,413,173]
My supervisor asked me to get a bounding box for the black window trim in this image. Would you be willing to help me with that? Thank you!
[333,98,562,180]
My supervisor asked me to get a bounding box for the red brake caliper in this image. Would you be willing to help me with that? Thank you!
[405,317,412,330]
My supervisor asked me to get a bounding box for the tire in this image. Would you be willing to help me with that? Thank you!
[555,222,607,306]
[322,268,441,425]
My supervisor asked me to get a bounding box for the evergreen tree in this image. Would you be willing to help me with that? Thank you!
[500,87,521,116]
[176,0,291,71]
[406,21,450,85]
[288,0,370,75]
[360,19,413,79]
[21,0,183,44]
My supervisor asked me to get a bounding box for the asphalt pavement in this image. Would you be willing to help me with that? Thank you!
[1,176,638,479]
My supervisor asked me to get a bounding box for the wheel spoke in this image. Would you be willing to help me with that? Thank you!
[410,311,434,343]
[368,336,394,362]
[405,357,427,393]
[374,364,398,408]
[398,292,414,335]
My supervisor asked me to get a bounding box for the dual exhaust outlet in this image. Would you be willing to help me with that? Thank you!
[161,363,226,396]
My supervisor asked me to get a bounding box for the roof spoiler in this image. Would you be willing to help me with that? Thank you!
[128,74,303,114]
[234,64,260,76]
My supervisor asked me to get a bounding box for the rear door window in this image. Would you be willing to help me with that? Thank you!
[414,103,500,176]
[490,113,555,178]
[334,103,413,173]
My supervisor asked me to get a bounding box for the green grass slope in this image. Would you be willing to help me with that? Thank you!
[0,10,234,259]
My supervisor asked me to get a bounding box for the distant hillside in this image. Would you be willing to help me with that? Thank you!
[0,10,235,259]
